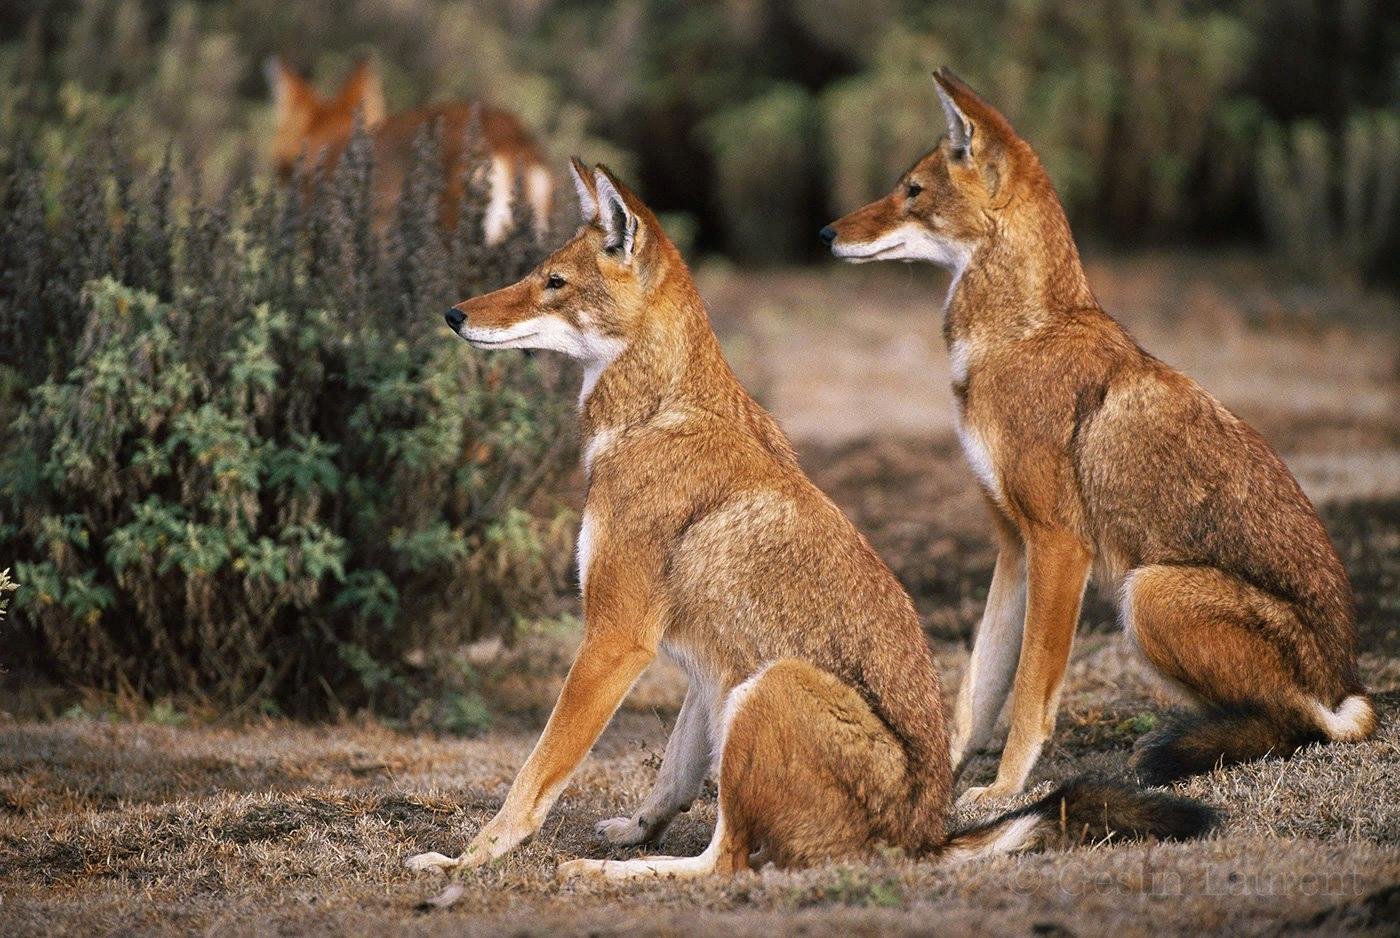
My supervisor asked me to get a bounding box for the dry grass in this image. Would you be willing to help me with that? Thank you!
[2,253,1397,935]
[2,649,1398,936]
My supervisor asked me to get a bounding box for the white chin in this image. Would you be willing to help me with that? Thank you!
[462,316,577,354]
[834,243,908,264]
[461,315,625,364]
[464,333,534,350]
[834,224,970,270]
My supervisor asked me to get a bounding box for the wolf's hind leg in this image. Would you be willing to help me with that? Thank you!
[1123,564,1374,784]
[595,678,715,846]
[561,659,915,878]
[562,805,747,880]
[718,659,918,868]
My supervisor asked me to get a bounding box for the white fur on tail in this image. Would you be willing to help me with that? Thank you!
[1309,694,1374,742]
[942,812,1042,863]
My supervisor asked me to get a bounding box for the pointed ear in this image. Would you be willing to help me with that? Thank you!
[569,156,598,222]
[933,67,1020,158]
[933,67,1022,201]
[338,59,386,127]
[264,56,316,124]
[592,165,640,263]
[932,67,975,158]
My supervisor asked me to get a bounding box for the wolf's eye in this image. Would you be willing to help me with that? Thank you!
[545,273,566,290]
[905,183,923,200]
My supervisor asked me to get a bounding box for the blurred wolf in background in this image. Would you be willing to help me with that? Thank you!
[822,68,1375,805]
[264,57,553,242]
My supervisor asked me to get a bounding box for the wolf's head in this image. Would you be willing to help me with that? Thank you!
[444,159,684,391]
[821,68,1050,275]
[264,57,386,180]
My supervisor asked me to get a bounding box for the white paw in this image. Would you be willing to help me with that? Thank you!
[957,785,988,807]
[404,850,461,873]
[957,784,1017,807]
[595,815,650,846]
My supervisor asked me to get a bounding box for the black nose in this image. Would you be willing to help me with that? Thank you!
[444,307,466,330]
[818,225,837,246]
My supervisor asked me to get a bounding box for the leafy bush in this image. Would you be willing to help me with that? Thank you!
[0,125,576,715]
[0,567,14,623]
[1256,110,1400,278]
[0,0,628,201]
[821,30,948,221]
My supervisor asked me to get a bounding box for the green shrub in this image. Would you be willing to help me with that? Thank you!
[0,0,627,203]
[0,124,576,715]
[0,567,14,623]
[3,0,1395,265]
[1257,110,1400,278]
[821,30,947,218]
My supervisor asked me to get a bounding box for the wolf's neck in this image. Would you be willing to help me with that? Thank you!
[944,204,1095,344]
[579,342,628,410]
[580,287,736,439]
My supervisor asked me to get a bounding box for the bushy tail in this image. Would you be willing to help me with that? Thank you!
[941,777,1218,863]
[1129,705,1334,786]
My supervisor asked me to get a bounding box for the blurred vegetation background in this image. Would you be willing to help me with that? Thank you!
[2,0,1397,270]
[0,0,1396,721]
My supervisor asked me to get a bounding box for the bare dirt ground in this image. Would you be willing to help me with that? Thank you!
[3,254,1398,935]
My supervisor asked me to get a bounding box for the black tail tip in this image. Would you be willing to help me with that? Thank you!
[1133,787,1221,841]
[1130,710,1227,785]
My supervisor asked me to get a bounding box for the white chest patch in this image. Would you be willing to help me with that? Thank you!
[948,338,974,386]
[955,417,1002,504]
[579,337,628,409]
[576,510,598,596]
[943,252,970,311]
[582,427,619,478]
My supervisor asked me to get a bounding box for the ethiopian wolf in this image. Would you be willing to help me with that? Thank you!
[822,69,1373,804]
[265,57,553,242]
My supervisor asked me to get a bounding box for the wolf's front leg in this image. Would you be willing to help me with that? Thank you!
[960,531,1090,805]
[596,677,715,846]
[406,626,657,872]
